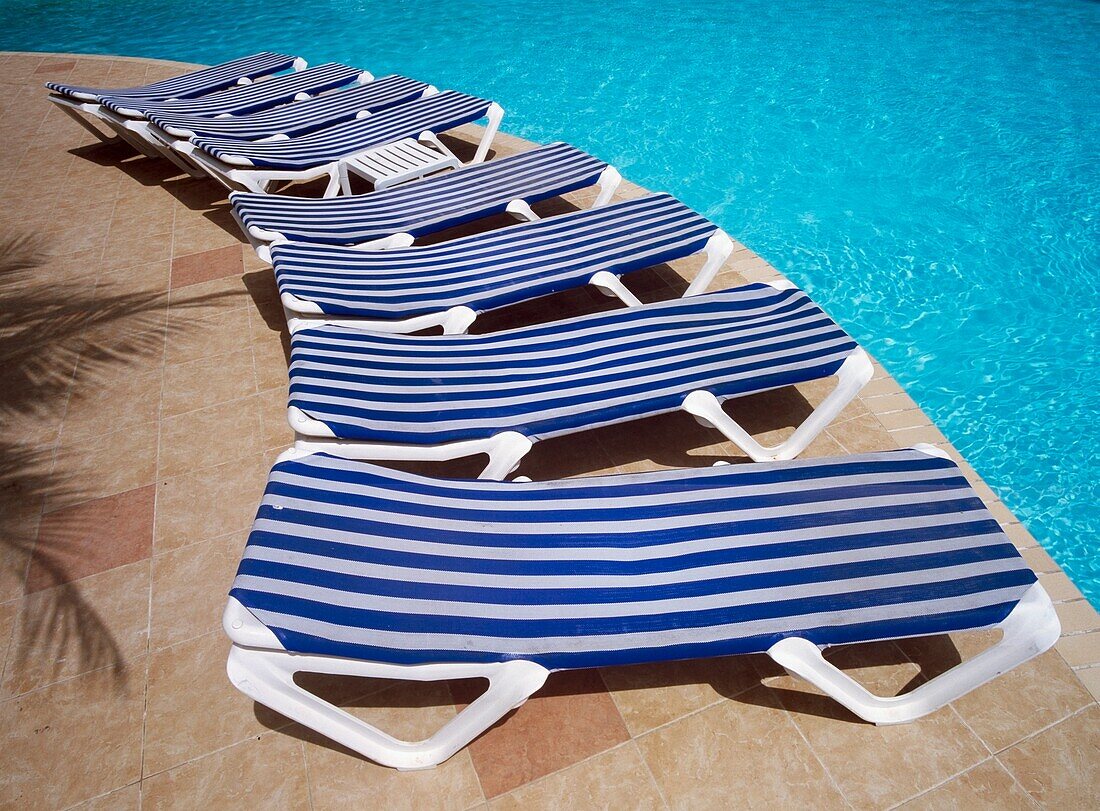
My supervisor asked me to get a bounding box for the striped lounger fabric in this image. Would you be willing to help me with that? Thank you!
[101,62,365,120]
[148,74,429,141]
[285,284,871,473]
[223,448,1059,770]
[230,141,613,246]
[190,90,493,168]
[272,193,728,330]
[46,51,299,103]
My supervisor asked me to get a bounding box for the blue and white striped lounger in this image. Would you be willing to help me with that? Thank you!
[175,90,503,197]
[223,447,1059,770]
[146,74,428,140]
[285,284,873,475]
[100,62,368,121]
[230,142,622,255]
[271,193,734,334]
[45,52,303,150]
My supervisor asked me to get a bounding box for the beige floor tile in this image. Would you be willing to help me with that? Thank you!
[899,758,1035,810]
[141,733,311,809]
[47,421,159,511]
[1056,600,1100,635]
[150,531,246,650]
[167,273,253,317]
[942,638,1092,752]
[67,783,140,811]
[491,742,664,810]
[0,659,145,809]
[302,681,485,811]
[100,230,172,271]
[163,309,252,365]
[153,453,270,554]
[0,600,18,681]
[257,386,293,451]
[998,704,1100,809]
[1056,631,1100,668]
[2,559,150,697]
[636,687,846,810]
[600,654,765,736]
[161,349,258,417]
[777,644,989,809]
[158,396,262,477]
[143,630,279,775]
[61,368,163,441]
[825,412,895,453]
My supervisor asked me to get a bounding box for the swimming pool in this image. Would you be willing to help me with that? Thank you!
[4,0,1098,604]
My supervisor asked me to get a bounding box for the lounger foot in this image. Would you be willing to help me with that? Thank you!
[288,427,533,481]
[224,600,549,770]
[683,230,734,297]
[589,271,642,307]
[767,583,1059,725]
[593,166,622,207]
[471,103,505,164]
[479,432,534,480]
[681,349,873,461]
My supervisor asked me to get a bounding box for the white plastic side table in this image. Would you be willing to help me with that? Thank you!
[339,134,461,193]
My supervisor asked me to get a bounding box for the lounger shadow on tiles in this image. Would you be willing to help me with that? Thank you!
[45,51,304,153]
[288,284,873,476]
[230,142,623,257]
[222,447,1059,771]
[272,193,734,335]
[173,90,504,196]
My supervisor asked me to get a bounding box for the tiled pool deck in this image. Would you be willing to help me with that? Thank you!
[1,52,1098,809]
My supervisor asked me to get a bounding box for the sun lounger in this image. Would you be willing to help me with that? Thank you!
[271,193,733,333]
[285,282,873,474]
[173,90,503,196]
[99,62,367,120]
[46,51,302,150]
[145,74,427,141]
[231,142,622,257]
[223,446,1059,770]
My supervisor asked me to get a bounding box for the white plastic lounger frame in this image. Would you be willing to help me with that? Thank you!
[172,101,503,197]
[224,595,550,770]
[222,444,1060,770]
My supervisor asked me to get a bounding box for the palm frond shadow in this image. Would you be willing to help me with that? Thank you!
[0,230,242,690]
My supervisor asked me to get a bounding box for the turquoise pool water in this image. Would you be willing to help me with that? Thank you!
[4,0,1098,603]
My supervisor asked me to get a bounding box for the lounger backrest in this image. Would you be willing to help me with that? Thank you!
[45,51,298,102]
[191,90,493,168]
[151,75,428,141]
[228,449,1037,670]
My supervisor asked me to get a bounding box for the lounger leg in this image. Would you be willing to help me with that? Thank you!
[225,602,550,770]
[505,199,540,222]
[289,428,533,481]
[593,166,622,207]
[471,103,505,164]
[48,99,120,144]
[767,583,1059,725]
[681,349,874,461]
[480,432,534,480]
[683,230,734,297]
[589,271,643,307]
[283,298,477,336]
